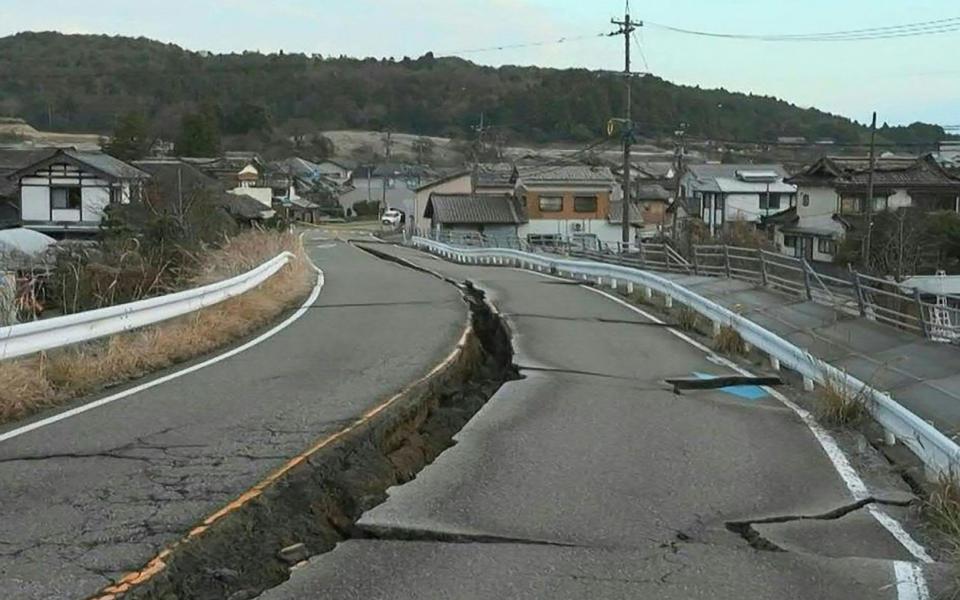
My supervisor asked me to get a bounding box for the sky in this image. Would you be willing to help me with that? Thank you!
[1,0,958,127]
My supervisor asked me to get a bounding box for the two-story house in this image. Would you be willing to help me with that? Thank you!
[777,154,960,263]
[680,164,797,236]
[514,165,621,247]
[9,149,148,238]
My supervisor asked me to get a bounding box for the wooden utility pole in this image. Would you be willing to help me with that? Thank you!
[671,125,686,242]
[471,113,488,184]
[611,4,643,245]
[863,111,877,270]
[382,130,393,160]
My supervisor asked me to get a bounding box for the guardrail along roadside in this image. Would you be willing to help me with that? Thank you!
[411,236,960,480]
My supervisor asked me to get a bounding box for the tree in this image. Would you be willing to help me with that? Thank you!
[412,136,434,163]
[175,110,221,156]
[307,134,335,160]
[104,112,151,161]
[222,102,271,135]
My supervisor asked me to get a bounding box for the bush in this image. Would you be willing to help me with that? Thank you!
[352,200,380,218]
[714,325,746,355]
[816,374,868,427]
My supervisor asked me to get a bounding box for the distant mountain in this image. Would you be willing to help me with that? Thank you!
[0,31,951,150]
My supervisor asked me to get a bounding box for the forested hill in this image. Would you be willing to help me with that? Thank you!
[0,31,950,147]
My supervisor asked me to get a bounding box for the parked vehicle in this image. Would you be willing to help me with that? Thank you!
[381,209,404,227]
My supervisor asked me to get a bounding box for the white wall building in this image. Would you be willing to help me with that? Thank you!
[775,155,960,263]
[11,149,148,237]
[680,164,797,236]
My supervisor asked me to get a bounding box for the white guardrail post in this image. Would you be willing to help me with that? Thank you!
[411,237,960,477]
[0,251,296,361]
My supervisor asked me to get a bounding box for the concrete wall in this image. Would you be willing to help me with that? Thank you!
[519,218,623,246]
[797,185,838,221]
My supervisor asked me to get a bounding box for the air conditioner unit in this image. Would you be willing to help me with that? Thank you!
[571,223,584,232]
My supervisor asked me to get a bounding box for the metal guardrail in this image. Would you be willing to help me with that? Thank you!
[417,230,960,343]
[0,251,296,361]
[412,236,960,476]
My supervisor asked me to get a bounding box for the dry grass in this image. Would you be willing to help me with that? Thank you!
[627,289,653,306]
[815,374,869,427]
[714,325,746,355]
[677,306,700,332]
[0,229,314,425]
[925,475,960,599]
[927,475,960,551]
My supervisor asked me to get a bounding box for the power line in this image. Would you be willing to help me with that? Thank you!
[631,30,649,72]
[437,32,610,56]
[646,16,960,42]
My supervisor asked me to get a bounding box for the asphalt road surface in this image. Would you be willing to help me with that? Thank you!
[0,236,466,599]
[258,243,936,600]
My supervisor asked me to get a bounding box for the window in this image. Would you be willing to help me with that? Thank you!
[760,193,781,211]
[818,237,836,255]
[802,194,810,207]
[573,196,597,213]
[783,235,797,248]
[51,186,82,210]
[840,196,862,215]
[841,195,888,214]
[538,196,563,212]
[526,233,562,246]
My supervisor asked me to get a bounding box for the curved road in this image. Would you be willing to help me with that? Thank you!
[0,236,467,599]
[260,243,937,600]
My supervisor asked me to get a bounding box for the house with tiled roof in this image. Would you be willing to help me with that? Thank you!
[679,164,797,236]
[424,193,526,239]
[776,154,960,263]
[7,148,149,238]
[513,165,623,247]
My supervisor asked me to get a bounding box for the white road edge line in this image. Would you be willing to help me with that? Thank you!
[580,285,932,600]
[507,264,931,599]
[0,264,326,445]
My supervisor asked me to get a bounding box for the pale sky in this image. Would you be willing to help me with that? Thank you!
[1,0,958,127]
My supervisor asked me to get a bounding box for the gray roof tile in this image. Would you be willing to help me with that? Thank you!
[425,193,525,224]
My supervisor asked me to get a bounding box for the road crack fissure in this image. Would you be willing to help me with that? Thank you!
[104,243,519,600]
[355,524,579,547]
[724,497,912,553]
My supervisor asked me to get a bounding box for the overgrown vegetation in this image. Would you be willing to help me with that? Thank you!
[0,230,313,424]
[714,325,746,355]
[1,32,954,150]
[815,374,869,427]
[677,306,699,332]
[924,474,960,599]
[836,208,960,276]
[926,475,960,556]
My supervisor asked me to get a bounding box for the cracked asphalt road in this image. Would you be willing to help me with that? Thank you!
[258,244,935,600]
[0,238,466,600]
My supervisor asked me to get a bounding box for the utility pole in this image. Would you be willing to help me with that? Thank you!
[471,113,488,184]
[382,130,393,160]
[671,124,686,242]
[611,3,643,246]
[863,111,877,270]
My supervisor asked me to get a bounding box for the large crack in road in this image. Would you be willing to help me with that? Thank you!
[112,248,519,600]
